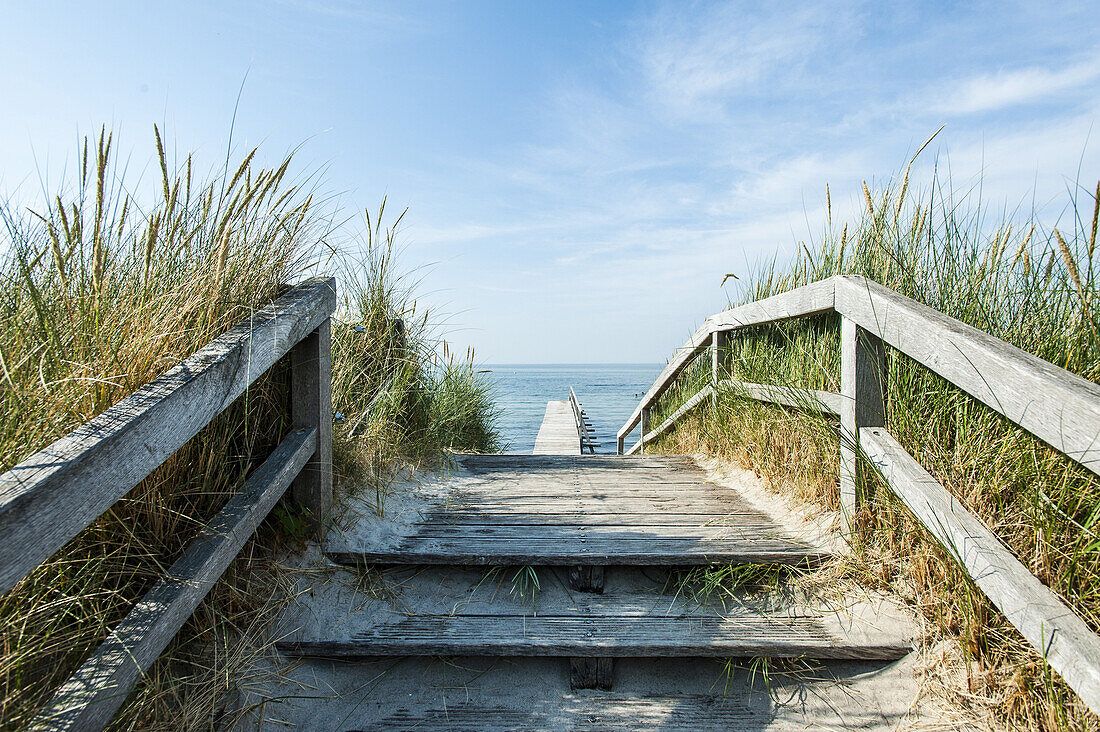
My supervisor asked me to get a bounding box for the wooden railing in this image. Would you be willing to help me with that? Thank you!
[568,386,599,453]
[0,278,338,730]
[617,274,1100,715]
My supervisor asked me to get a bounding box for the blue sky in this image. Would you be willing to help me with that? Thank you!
[2,2,1099,362]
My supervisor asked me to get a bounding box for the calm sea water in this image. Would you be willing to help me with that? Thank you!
[483,364,664,454]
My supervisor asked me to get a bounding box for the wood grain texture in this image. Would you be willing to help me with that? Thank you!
[717,380,843,415]
[835,274,1100,478]
[284,613,910,659]
[839,318,886,525]
[326,454,825,566]
[533,401,582,455]
[570,657,613,690]
[618,277,835,444]
[569,566,605,593]
[861,426,1100,715]
[36,427,317,731]
[0,277,336,595]
[291,319,333,537]
[351,694,826,731]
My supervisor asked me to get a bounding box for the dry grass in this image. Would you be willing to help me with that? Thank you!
[0,128,499,729]
[650,163,1100,730]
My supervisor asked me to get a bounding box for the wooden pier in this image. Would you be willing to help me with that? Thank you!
[532,387,599,454]
[532,401,579,454]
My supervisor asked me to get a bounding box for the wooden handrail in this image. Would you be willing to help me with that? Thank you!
[0,278,338,730]
[618,274,1100,714]
[0,277,337,595]
[616,278,835,452]
[835,275,1100,477]
[569,387,598,453]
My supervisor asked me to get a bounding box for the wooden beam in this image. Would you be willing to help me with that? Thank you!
[570,658,614,690]
[36,427,317,731]
[839,318,886,527]
[717,380,843,416]
[291,319,333,536]
[0,278,336,595]
[629,380,841,457]
[568,566,605,593]
[630,386,715,454]
[618,277,835,443]
[861,426,1100,716]
[711,330,727,411]
[835,275,1100,479]
[707,277,836,331]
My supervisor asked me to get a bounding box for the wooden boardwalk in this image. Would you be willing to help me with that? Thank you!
[327,454,827,565]
[532,401,579,454]
[275,394,917,723]
[303,449,913,697]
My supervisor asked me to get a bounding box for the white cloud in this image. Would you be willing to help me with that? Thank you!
[934,57,1100,115]
[633,2,852,120]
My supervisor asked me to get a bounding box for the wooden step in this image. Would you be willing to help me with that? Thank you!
[284,612,911,660]
[345,694,833,731]
[326,453,828,566]
[276,566,913,663]
[328,537,824,566]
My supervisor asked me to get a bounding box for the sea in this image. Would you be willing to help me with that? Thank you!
[483,364,665,454]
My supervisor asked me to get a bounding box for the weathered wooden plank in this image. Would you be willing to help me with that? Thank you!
[36,427,317,731]
[457,454,696,466]
[861,426,1100,715]
[0,278,336,595]
[717,380,843,415]
[835,275,1100,478]
[618,325,712,448]
[533,401,581,455]
[618,277,836,447]
[431,498,776,511]
[839,318,886,525]
[283,613,909,659]
[400,524,799,540]
[422,503,767,516]
[423,503,761,515]
[359,695,799,730]
[407,513,763,525]
[570,657,613,690]
[568,387,596,454]
[629,379,842,455]
[568,565,604,593]
[711,329,728,411]
[327,537,826,566]
[629,385,714,454]
[291,319,333,537]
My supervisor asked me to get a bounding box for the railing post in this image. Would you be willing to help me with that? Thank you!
[639,405,649,455]
[290,318,333,537]
[839,316,886,531]
[711,329,727,410]
[616,434,624,454]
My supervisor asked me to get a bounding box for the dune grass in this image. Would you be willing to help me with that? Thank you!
[649,163,1100,729]
[0,128,499,729]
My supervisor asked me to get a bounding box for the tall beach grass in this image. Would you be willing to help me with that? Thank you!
[651,160,1100,729]
[0,128,498,729]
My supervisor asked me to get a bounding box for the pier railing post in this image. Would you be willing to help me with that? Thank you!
[291,318,333,537]
[639,405,650,455]
[839,316,886,532]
